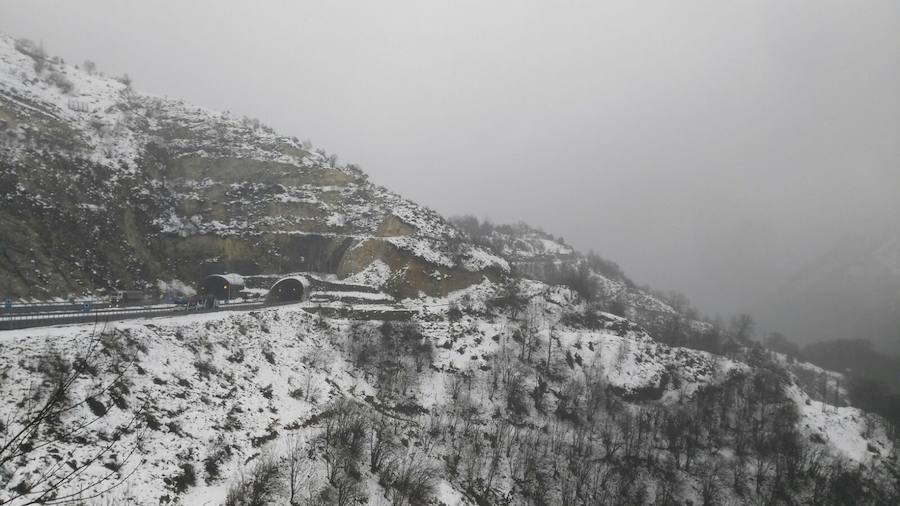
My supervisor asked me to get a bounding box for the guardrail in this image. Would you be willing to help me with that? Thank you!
[0,300,267,331]
[1,301,115,314]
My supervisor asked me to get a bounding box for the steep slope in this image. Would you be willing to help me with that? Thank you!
[450,218,682,318]
[1,281,896,505]
[0,35,507,300]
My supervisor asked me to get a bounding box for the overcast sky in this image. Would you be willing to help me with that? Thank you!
[3,1,899,319]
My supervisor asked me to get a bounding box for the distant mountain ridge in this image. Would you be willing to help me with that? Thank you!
[755,227,900,354]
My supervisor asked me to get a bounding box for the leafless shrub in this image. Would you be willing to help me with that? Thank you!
[320,400,368,484]
[193,358,218,380]
[225,453,283,506]
[204,435,233,483]
[380,453,438,506]
[47,71,74,94]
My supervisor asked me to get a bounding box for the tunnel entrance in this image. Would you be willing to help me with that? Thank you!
[268,276,311,303]
[199,274,245,300]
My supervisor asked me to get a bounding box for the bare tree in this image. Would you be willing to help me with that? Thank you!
[0,326,144,505]
[320,400,368,486]
[301,337,330,402]
[495,279,527,320]
[519,296,546,362]
[369,416,396,474]
[546,323,558,373]
[286,435,312,505]
[730,313,755,343]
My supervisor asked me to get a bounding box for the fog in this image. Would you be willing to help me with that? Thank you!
[3,1,899,335]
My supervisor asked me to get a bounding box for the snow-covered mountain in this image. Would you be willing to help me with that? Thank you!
[0,34,507,300]
[1,35,898,505]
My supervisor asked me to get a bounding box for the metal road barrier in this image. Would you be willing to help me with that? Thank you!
[0,300,268,331]
[1,301,114,314]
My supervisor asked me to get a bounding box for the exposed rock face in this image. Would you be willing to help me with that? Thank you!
[0,34,507,299]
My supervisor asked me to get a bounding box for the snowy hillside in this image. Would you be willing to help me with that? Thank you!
[0,34,507,300]
[450,218,678,318]
[1,279,896,505]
